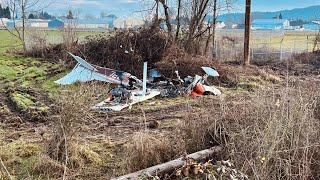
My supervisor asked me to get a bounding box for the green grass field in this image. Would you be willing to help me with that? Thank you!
[253,31,318,51]
[0,29,105,91]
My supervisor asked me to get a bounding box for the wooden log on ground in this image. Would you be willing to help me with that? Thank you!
[112,146,223,180]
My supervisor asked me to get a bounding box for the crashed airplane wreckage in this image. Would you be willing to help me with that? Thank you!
[55,53,221,111]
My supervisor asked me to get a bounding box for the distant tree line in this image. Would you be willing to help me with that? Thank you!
[0,4,11,19]
[28,11,54,20]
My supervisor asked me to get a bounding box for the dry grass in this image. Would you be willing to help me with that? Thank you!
[122,132,185,173]
[206,81,318,180]
[216,81,319,179]
[116,77,320,179]
[47,83,106,175]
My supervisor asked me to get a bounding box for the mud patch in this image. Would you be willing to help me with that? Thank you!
[6,88,54,122]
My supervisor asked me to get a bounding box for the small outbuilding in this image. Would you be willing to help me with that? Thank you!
[113,17,144,29]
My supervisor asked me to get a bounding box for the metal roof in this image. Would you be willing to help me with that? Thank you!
[58,18,114,24]
[252,19,288,25]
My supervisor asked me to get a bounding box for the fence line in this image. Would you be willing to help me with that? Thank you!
[214,36,314,61]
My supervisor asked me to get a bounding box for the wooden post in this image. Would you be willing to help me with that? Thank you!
[307,35,309,52]
[280,38,283,61]
[244,0,251,65]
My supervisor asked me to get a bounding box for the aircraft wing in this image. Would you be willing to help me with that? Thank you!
[55,53,134,86]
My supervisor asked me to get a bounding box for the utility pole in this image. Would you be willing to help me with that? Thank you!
[244,0,251,65]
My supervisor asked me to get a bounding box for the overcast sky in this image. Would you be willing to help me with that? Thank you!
[1,0,320,17]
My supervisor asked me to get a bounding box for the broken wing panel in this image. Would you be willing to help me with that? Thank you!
[202,67,219,77]
[55,65,110,85]
[68,53,97,71]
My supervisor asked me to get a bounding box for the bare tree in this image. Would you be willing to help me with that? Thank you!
[244,0,251,65]
[1,0,51,54]
[212,0,217,57]
[175,0,182,40]
[212,0,237,57]
[159,0,172,33]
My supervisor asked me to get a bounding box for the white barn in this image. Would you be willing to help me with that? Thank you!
[62,19,112,29]
[113,17,144,29]
[27,19,49,28]
[216,21,226,29]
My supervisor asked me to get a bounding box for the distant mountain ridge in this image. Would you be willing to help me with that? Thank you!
[215,5,320,23]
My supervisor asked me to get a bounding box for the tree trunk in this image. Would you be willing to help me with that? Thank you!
[112,146,223,180]
[160,0,172,33]
[175,0,181,40]
[212,0,217,58]
[155,0,159,23]
[21,0,27,53]
[204,23,211,55]
[244,0,251,65]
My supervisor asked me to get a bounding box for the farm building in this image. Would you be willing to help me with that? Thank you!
[224,22,238,29]
[5,19,49,28]
[5,20,23,28]
[289,20,304,30]
[216,21,226,29]
[0,18,9,27]
[251,19,290,30]
[201,21,226,29]
[61,18,113,29]
[27,19,49,28]
[48,19,64,28]
[113,17,144,29]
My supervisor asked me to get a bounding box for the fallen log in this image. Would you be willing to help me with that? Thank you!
[112,146,223,180]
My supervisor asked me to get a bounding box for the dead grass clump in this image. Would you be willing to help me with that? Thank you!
[47,84,99,171]
[33,155,65,177]
[67,142,102,169]
[173,102,229,154]
[123,132,185,172]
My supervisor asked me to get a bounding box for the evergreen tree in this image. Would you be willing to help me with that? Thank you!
[39,11,44,19]
[28,13,35,19]
[279,13,283,19]
[67,10,73,19]
[0,4,3,17]
[6,7,10,18]
[43,12,51,19]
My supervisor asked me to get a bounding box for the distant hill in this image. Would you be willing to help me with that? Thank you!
[214,5,320,23]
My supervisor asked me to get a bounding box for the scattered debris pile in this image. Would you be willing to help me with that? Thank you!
[156,45,238,86]
[26,27,236,85]
[56,53,222,112]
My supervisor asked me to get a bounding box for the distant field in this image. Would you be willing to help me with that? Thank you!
[0,29,107,51]
[1,29,318,57]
